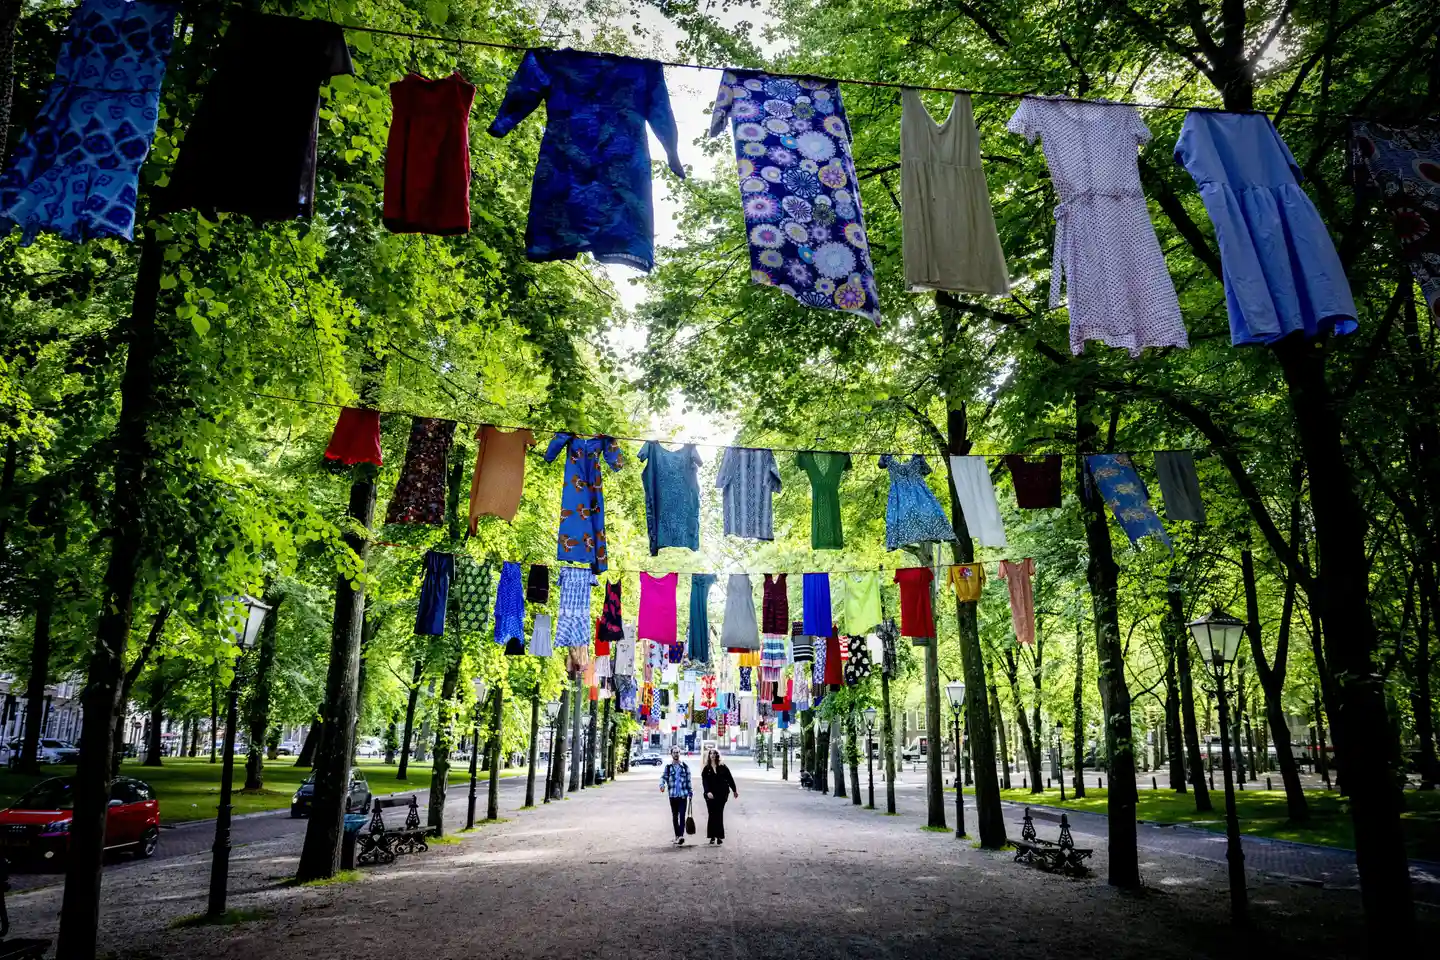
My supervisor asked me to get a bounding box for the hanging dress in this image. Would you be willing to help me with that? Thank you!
[555,566,595,648]
[900,91,1009,295]
[1175,111,1357,345]
[0,0,178,244]
[530,613,553,657]
[842,573,882,635]
[598,580,624,645]
[454,558,494,634]
[544,433,623,572]
[384,72,475,235]
[761,574,790,635]
[638,572,679,645]
[414,550,454,636]
[880,454,957,550]
[795,451,852,549]
[638,441,702,556]
[494,561,526,647]
[1006,96,1187,356]
[802,572,833,638]
[1351,120,1440,321]
[323,407,383,466]
[720,574,760,651]
[716,447,783,540]
[468,425,536,529]
[894,567,935,638]
[688,573,715,664]
[386,418,457,525]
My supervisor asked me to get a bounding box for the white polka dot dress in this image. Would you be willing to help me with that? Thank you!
[1007,96,1188,356]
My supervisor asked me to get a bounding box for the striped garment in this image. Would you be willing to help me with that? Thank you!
[790,620,814,662]
[761,633,789,668]
[554,566,594,647]
[716,447,782,541]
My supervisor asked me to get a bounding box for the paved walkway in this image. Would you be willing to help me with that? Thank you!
[6,764,1433,958]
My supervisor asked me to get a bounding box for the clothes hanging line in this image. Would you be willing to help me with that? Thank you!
[324,16,1340,121]
[256,390,1202,459]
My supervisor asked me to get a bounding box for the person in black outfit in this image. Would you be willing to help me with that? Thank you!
[701,749,739,845]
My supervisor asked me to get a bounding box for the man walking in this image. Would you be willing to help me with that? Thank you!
[659,745,692,845]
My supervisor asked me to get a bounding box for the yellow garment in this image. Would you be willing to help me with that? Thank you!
[948,563,986,602]
[738,650,761,668]
[842,572,883,635]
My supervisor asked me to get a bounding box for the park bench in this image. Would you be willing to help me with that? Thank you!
[1012,807,1093,877]
[354,795,431,866]
[0,862,48,959]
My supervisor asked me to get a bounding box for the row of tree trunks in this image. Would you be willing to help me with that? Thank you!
[1072,622,1087,798]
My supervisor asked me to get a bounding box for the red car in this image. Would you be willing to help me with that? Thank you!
[0,777,160,862]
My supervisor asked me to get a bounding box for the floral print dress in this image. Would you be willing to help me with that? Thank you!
[710,70,880,323]
[544,433,623,571]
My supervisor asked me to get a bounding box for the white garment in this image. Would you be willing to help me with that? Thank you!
[529,613,553,657]
[948,456,1008,547]
[593,654,612,679]
[662,663,679,684]
[1006,96,1186,357]
[615,624,636,677]
[720,573,760,651]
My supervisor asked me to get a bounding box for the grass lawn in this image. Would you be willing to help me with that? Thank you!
[994,785,1440,862]
[0,757,529,824]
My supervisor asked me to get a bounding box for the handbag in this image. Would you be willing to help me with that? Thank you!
[684,799,696,835]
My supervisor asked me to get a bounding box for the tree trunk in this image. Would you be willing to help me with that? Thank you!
[1417,567,1438,789]
[568,677,582,793]
[1314,689,1331,787]
[55,226,166,960]
[1161,603,1185,793]
[1168,571,1213,811]
[295,452,376,882]
[426,661,459,833]
[881,670,896,812]
[143,658,166,767]
[990,680,1011,790]
[847,713,861,805]
[19,592,52,773]
[397,659,423,779]
[1233,659,1249,784]
[800,709,815,783]
[815,724,829,793]
[295,718,319,768]
[1073,620,1089,798]
[584,695,598,787]
[486,687,503,820]
[550,688,569,800]
[244,591,283,791]
[830,719,846,799]
[1076,394,1139,888]
[209,674,218,764]
[1004,649,1042,794]
[525,696,540,806]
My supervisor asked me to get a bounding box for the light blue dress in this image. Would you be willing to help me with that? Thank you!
[637,442,701,556]
[879,455,957,551]
[1174,112,1356,346]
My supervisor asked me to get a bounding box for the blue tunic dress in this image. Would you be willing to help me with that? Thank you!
[880,455,957,551]
[488,49,684,272]
[638,442,701,556]
[1175,112,1357,346]
[0,0,177,243]
[493,561,526,646]
[544,433,622,571]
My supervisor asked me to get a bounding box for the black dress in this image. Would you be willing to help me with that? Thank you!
[701,763,737,840]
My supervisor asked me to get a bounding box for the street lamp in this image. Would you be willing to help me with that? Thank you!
[1056,723,1067,802]
[208,594,271,917]
[466,679,488,831]
[944,681,966,839]
[863,706,877,810]
[542,700,560,804]
[1187,609,1248,926]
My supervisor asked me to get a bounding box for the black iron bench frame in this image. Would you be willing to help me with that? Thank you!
[355,795,432,866]
[1013,807,1093,877]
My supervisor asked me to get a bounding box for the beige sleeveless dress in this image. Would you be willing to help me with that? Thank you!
[901,91,1010,295]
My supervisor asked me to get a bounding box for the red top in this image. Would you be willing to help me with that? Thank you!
[823,629,844,686]
[383,72,475,235]
[894,567,935,638]
[323,407,382,465]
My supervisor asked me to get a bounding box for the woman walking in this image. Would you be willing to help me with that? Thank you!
[701,749,739,845]
[659,746,692,845]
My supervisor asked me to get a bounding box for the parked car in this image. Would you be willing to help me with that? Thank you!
[632,754,663,767]
[0,776,159,861]
[291,767,371,818]
[276,741,300,756]
[5,739,80,765]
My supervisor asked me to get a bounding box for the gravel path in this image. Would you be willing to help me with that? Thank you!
[4,764,1434,959]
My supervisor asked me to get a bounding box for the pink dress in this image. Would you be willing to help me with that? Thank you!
[638,572,679,645]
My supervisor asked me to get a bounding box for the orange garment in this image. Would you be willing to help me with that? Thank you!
[996,558,1037,646]
[468,425,536,528]
[948,563,986,602]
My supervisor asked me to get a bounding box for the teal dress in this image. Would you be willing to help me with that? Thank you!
[638,442,701,556]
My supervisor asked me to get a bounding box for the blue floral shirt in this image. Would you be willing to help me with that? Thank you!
[661,760,692,798]
[709,70,880,323]
[489,49,685,272]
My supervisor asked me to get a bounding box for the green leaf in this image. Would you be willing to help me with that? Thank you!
[159,275,178,290]
[190,312,210,336]
[425,0,449,25]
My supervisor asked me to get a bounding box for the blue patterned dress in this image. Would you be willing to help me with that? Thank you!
[710,70,879,322]
[488,49,684,271]
[544,433,622,571]
[555,565,596,648]
[0,0,177,243]
[638,441,701,556]
[880,455,957,550]
[493,561,526,647]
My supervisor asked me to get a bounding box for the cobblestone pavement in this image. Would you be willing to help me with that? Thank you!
[6,763,1434,959]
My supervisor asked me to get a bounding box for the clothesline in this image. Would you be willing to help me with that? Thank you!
[255,391,1200,459]
[329,17,1339,120]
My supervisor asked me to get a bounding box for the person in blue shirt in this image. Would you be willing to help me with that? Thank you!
[659,746,692,845]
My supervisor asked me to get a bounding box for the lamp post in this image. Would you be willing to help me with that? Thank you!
[466,679,488,831]
[1187,609,1248,926]
[945,681,966,839]
[1056,723,1067,802]
[208,594,272,918]
[542,700,560,804]
[864,706,877,810]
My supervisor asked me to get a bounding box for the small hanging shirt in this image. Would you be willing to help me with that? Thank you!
[1176,111,1356,346]
[842,573,883,636]
[526,564,551,604]
[709,70,880,322]
[544,433,623,572]
[1004,455,1063,509]
[415,550,454,636]
[494,561,526,646]
[721,574,760,651]
[488,49,684,271]
[386,418,456,525]
[383,72,475,234]
[1006,96,1187,356]
[948,455,1007,548]
[1154,451,1206,523]
[638,572,679,645]
[880,455,956,550]
[996,558,1038,647]
[947,563,985,602]
[615,623,637,677]
[894,567,936,639]
[530,612,553,657]
[1086,454,1172,552]
[638,442,702,556]
[716,447,783,540]
[160,12,353,222]
[0,0,178,244]
[790,621,814,662]
[1351,121,1440,321]
[796,451,852,549]
[468,426,536,529]
[323,407,383,466]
